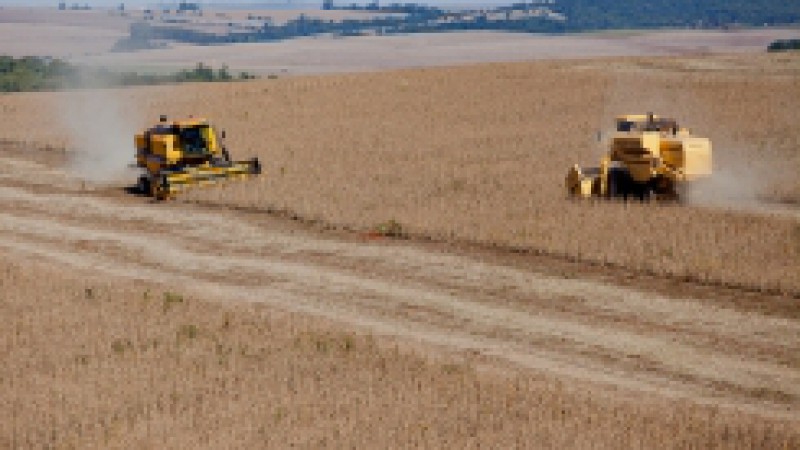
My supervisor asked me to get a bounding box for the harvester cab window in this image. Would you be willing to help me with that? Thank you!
[179,126,210,154]
[617,121,635,132]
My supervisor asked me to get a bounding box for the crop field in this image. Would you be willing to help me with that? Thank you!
[0,22,799,448]
[3,51,795,292]
[174,54,800,293]
[1,255,798,448]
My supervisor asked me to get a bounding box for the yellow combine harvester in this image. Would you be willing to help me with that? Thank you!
[134,115,261,200]
[566,113,712,201]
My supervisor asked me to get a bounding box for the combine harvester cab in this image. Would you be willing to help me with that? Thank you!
[134,115,261,200]
[566,113,712,202]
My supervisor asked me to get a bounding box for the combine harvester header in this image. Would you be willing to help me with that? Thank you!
[134,115,261,200]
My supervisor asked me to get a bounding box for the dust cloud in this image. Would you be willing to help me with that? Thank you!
[685,146,800,221]
[56,71,142,184]
[685,152,761,208]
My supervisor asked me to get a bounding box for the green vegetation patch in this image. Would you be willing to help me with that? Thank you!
[768,39,800,52]
[0,56,257,93]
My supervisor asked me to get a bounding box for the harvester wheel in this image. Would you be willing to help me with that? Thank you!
[652,176,680,202]
[151,175,170,201]
[633,183,650,202]
[607,168,629,199]
[137,175,151,196]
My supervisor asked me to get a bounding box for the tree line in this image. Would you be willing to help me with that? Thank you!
[768,39,800,51]
[117,0,800,48]
[0,57,256,93]
[555,0,800,30]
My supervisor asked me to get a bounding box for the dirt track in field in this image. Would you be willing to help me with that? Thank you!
[1,149,797,421]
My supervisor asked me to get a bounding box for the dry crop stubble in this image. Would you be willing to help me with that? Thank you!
[1,257,798,448]
[0,54,797,292]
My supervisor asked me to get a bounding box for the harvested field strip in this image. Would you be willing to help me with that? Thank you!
[1,202,796,378]
[2,258,797,448]
[2,235,798,422]
[0,174,798,417]
[2,181,798,345]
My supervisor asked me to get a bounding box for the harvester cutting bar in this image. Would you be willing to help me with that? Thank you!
[155,158,261,200]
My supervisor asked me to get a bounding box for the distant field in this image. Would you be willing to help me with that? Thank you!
[0,7,798,74]
[71,28,800,76]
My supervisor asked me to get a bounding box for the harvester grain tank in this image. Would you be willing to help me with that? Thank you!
[566,113,712,201]
[134,115,261,200]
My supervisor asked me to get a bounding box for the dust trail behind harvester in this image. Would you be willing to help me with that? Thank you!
[680,118,799,220]
[56,70,142,185]
[685,147,800,221]
[685,146,761,206]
